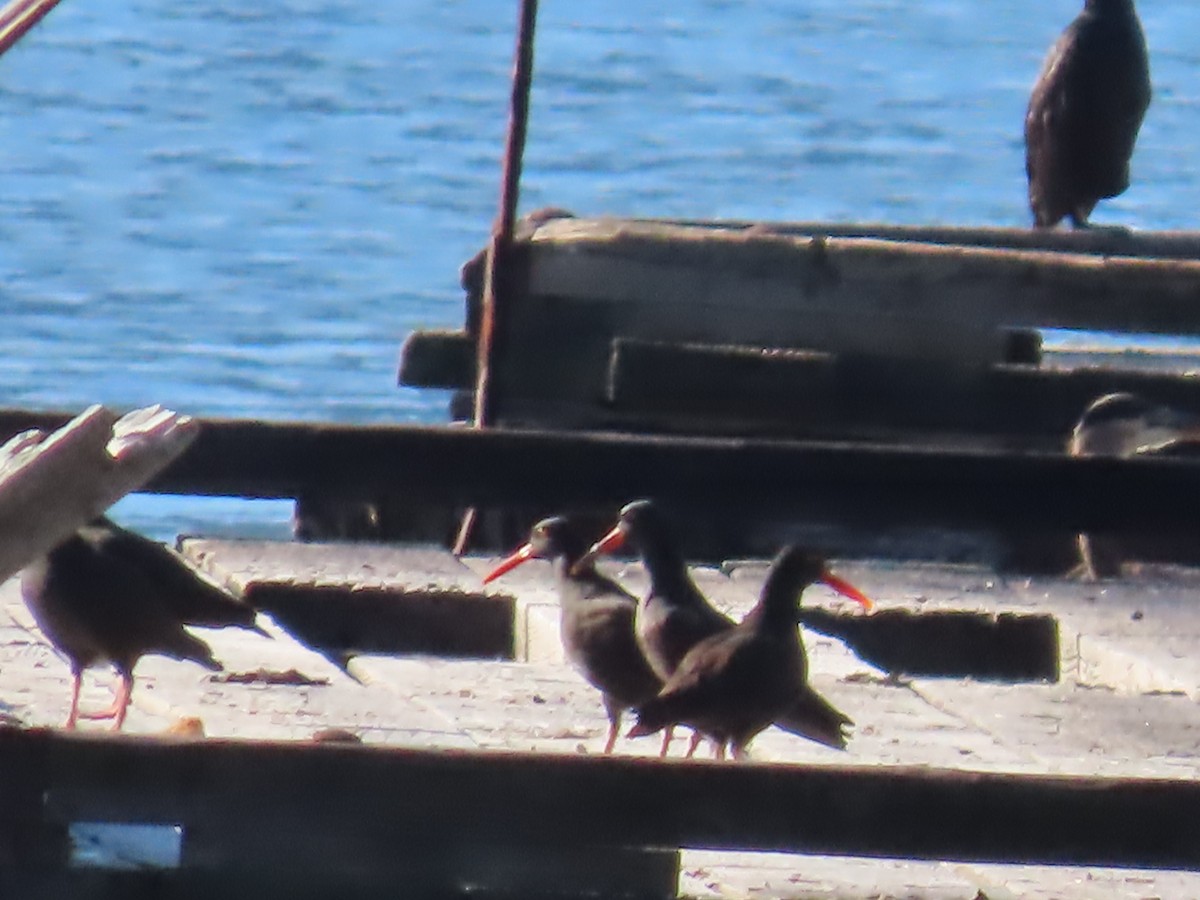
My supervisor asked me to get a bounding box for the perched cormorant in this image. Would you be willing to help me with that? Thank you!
[1025,0,1150,228]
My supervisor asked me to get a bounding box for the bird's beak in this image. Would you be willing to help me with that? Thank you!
[819,570,874,613]
[482,543,535,584]
[569,524,626,576]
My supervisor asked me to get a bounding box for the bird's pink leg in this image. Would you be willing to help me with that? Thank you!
[658,725,675,758]
[714,741,726,762]
[77,672,133,730]
[65,671,83,729]
[603,720,619,755]
[111,674,132,731]
[685,731,703,759]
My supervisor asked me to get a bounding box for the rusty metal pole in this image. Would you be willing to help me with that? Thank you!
[0,0,66,56]
[452,0,539,555]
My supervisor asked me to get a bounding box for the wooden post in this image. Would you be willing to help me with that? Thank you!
[453,0,540,555]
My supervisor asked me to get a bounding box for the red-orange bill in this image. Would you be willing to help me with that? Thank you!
[482,543,535,584]
[567,524,627,576]
[819,571,874,612]
[588,525,626,557]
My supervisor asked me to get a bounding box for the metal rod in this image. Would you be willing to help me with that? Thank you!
[0,0,64,58]
[453,0,540,555]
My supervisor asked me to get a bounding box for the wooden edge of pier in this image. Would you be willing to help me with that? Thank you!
[0,405,1196,562]
[2,726,1198,881]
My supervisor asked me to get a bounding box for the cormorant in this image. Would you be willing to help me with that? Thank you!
[1025,0,1150,228]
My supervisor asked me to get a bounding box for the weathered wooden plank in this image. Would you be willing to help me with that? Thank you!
[2,410,1200,540]
[474,219,1200,426]
[610,353,1200,444]
[0,720,64,869]
[396,329,475,390]
[400,326,1200,448]
[0,405,197,585]
[798,608,1060,681]
[607,337,835,420]
[0,847,678,900]
[11,727,1200,870]
[179,539,516,661]
[634,217,1200,260]
[524,219,1200,344]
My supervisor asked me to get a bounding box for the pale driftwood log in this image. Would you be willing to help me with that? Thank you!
[0,405,198,585]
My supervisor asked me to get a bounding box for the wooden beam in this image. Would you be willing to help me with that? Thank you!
[635,217,1200,260]
[798,608,1060,681]
[0,410,1196,536]
[399,328,1200,448]
[523,219,1200,352]
[9,727,1200,871]
[397,329,475,390]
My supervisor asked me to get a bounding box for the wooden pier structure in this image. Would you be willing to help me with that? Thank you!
[7,208,1200,895]
[5,536,1200,898]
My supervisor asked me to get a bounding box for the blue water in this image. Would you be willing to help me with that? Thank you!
[0,0,1194,538]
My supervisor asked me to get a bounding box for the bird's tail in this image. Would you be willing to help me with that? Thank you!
[773,685,852,750]
[170,630,224,672]
[626,703,671,739]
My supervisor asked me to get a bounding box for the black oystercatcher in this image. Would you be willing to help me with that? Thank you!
[20,517,266,730]
[483,516,663,754]
[577,500,872,753]
[1025,0,1150,228]
[628,547,872,761]
[574,500,730,683]
[1069,393,1200,578]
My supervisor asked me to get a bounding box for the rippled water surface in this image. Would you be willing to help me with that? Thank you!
[0,0,1194,535]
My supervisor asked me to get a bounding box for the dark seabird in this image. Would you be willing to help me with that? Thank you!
[20,517,266,730]
[1025,0,1150,228]
[577,500,871,753]
[628,547,872,761]
[483,516,663,754]
[1069,393,1200,578]
[576,501,731,685]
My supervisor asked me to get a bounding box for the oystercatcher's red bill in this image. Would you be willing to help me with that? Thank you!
[482,542,535,584]
[819,570,874,613]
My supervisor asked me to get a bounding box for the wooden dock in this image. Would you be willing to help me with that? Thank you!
[5,536,1200,898]
[404,215,1200,446]
[5,218,1200,896]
